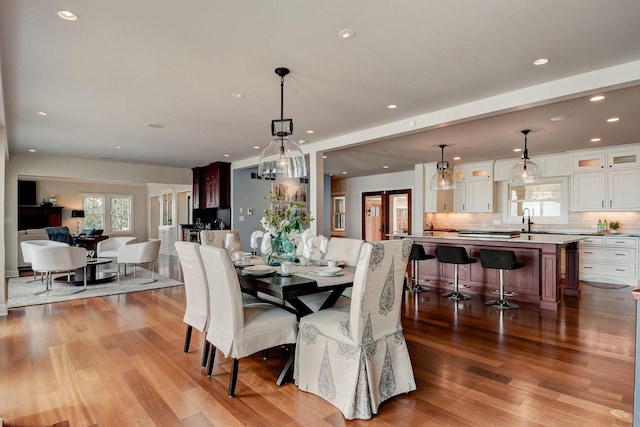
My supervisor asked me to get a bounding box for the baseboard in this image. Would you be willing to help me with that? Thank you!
[5,270,19,278]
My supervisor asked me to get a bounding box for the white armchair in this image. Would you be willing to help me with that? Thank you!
[96,236,138,258]
[30,245,88,294]
[294,239,416,419]
[116,240,161,284]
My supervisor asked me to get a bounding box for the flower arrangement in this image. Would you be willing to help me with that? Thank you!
[609,220,621,231]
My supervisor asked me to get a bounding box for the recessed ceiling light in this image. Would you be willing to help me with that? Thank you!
[223,154,230,157]
[590,138,602,142]
[590,95,605,102]
[298,139,307,144]
[338,28,356,39]
[453,157,461,161]
[383,165,389,169]
[513,148,522,152]
[36,111,48,116]
[306,130,314,134]
[323,155,327,159]
[253,145,260,149]
[231,93,245,99]
[28,149,36,153]
[408,120,416,128]
[342,171,348,175]
[533,58,550,65]
[145,123,164,128]
[116,146,122,149]
[57,9,78,21]
[329,173,334,177]
[550,115,568,122]
[387,104,398,109]
[607,117,620,123]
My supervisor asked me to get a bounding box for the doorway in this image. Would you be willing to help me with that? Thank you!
[362,189,411,241]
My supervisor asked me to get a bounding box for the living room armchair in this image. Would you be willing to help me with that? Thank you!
[116,240,161,284]
[97,236,138,259]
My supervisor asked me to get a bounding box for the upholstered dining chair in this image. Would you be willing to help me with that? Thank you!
[21,240,70,283]
[199,245,298,397]
[175,242,260,368]
[30,245,88,294]
[324,237,365,267]
[294,239,416,420]
[116,240,161,284]
[199,230,241,252]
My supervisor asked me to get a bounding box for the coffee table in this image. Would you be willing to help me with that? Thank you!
[54,257,117,286]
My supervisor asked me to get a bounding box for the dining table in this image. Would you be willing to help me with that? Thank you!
[235,257,355,385]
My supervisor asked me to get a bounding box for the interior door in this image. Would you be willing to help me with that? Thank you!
[362,189,411,241]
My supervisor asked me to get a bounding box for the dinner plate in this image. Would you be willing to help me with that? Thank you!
[314,260,346,267]
[243,266,276,276]
[309,267,343,277]
[234,262,254,268]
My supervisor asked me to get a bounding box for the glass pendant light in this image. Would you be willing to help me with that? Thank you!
[430,144,456,190]
[509,129,542,185]
[258,67,307,179]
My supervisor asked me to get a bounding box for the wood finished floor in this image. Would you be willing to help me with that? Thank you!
[1,255,635,426]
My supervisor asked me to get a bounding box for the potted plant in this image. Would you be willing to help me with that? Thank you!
[609,221,621,233]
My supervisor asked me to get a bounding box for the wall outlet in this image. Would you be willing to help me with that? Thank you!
[247,208,253,215]
[238,215,245,222]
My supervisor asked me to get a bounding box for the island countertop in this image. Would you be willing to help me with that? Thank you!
[392,232,587,245]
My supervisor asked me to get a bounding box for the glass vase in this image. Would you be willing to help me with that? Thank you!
[264,234,297,266]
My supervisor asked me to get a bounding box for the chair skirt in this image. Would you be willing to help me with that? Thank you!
[294,307,416,420]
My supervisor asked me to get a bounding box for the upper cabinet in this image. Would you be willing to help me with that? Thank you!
[572,148,640,211]
[493,152,570,181]
[192,162,231,209]
[452,161,494,212]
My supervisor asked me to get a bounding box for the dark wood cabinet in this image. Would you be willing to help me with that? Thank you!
[18,206,63,230]
[203,162,230,208]
[192,167,202,209]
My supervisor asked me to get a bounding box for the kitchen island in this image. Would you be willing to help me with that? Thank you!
[398,232,586,311]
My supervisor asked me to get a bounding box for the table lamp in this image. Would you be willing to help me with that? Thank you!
[71,210,85,236]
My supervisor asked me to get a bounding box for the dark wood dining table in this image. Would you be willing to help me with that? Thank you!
[236,263,355,384]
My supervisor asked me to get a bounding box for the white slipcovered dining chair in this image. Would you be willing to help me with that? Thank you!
[21,240,70,283]
[324,237,365,267]
[199,230,241,252]
[294,239,416,420]
[199,245,298,397]
[175,242,260,368]
[116,240,161,284]
[96,236,138,258]
[30,245,88,294]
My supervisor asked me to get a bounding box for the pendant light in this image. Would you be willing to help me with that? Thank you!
[258,67,307,179]
[509,129,542,185]
[430,144,456,190]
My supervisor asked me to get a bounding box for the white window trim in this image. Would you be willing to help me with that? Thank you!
[82,193,134,235]
[501,177,569,225]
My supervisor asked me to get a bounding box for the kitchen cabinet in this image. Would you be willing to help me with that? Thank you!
[579,236,638,286]
[192,168,202,209]
[452,162,494,212]
[572,149,640,211]
[18,205,63,230]
[423,162,453,212]
[203,162,231,208]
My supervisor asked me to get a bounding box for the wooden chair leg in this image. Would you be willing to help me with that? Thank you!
[183,325,192,353]
[206,345,216,377]
[201,339,210,368]
[228,358,239,397]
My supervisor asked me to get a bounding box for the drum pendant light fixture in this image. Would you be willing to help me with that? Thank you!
[430,144,456,190]
[509,129,542,185]
[258,67,307,179]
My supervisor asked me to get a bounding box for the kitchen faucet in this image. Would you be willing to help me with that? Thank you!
[522,208,533,233]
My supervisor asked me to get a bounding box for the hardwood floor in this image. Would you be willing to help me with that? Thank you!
[1,254,635,426]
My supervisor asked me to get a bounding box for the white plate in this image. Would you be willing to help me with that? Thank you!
[234,262,254,267]
[314,260,346,267]
[309,267,343,277]
[243,266,276,276]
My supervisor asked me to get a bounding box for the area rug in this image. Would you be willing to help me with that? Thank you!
[7,268,183,309]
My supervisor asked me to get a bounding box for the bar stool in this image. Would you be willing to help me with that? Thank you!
[479,249,524,309]
[436,245,477,300]
[407,243,435,292]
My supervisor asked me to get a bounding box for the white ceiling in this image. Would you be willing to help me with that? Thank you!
[1,1,640,178]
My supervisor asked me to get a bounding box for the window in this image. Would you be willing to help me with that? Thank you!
[83,194,133,233]
[504,178,568,225]
[331,195,346,233]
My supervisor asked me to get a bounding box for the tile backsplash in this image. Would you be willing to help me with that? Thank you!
[423,211,640,234]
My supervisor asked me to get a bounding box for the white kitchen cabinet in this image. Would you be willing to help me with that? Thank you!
[572,150,640,211]
[579,236,638,286]
[452,162,494,212]
[158,226,177,255]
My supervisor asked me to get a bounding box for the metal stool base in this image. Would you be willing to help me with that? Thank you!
[485,299,519,309]
[443,290,471,300]
[407,283,430,292]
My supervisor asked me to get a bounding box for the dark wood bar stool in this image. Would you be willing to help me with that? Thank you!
[407,243,435,292]
[479,249,524,309]
[436,245,477,300]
